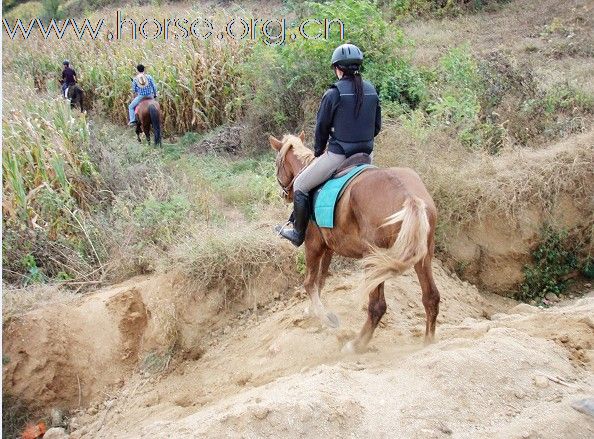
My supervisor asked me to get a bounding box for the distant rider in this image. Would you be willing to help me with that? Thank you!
[61,60,77,97]
[277,43,382,247]
[128,64,158,126]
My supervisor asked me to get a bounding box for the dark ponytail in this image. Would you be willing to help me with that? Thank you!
[340,64,364,117]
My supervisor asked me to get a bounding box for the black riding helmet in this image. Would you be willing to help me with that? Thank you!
[63,60,70,66]
[331,43,363,67]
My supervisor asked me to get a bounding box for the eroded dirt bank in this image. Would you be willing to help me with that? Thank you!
[3,262,593,438]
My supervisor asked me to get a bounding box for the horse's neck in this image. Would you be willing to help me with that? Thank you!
[286,151,307,175]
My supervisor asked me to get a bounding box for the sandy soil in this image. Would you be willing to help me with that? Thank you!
[4,260,592,438]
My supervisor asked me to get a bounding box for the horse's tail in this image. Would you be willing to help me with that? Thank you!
[78,87,84,112]
[361,196,430,297]
[148,104,161,145]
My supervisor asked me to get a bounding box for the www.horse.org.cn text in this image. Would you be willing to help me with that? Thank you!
[3,12,346,45]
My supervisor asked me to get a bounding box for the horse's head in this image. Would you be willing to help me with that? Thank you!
[269,131,313,201]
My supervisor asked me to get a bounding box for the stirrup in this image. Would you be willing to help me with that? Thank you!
[274,221,292,236]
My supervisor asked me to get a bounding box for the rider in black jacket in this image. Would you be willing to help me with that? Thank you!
[61,60,77,97]
[278,43,382,247]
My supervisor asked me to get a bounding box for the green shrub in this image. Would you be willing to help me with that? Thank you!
[132,195,191,246]
[427,46,482,126]
[366,58,427,116]
[542,84,594,115]
[517,227,578,302]
[459,121,507,154]
[380,0,511,19]
[21,254,47,285]
[41,0,62,20]
[242,0,408,142]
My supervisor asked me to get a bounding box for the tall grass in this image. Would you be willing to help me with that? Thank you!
[176,226,298,304]
[378,0,511,19]
[2,76,99,234]
[2,76,106,283]
[3,6,250,134]
[374,123,594,247]
[2,73,285,285]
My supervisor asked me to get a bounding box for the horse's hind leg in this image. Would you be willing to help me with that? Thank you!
[343,282,386,353]
[414,251,440,344]
[304,230,338,328]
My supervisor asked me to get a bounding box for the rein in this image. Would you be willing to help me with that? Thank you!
[276,153,304,199]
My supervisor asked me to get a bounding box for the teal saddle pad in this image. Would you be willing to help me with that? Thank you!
[312,164,373,228]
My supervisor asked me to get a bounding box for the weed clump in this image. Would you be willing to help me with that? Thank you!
[179,227,298,304]
[517,227,579,302]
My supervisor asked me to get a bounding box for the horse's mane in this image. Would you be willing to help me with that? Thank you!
[279,134,315,166]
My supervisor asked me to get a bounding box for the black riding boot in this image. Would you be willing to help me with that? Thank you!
[279,191,310,247]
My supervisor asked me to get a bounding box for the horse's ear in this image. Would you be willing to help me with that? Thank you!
[269,135,283,151]
[298,131,305,142]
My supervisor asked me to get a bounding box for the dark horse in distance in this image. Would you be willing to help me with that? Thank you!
[135,98,162,146]
[59,79,84,112]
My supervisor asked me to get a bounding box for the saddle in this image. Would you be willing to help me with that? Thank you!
[134,98,156,115]
[333,153,372,178]
[312,161,374,228]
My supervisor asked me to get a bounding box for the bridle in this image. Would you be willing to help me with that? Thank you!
[275,152,297,200]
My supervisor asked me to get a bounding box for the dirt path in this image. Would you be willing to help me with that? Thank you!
[5,260,591,438]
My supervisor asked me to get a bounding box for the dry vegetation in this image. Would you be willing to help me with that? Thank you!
[2,0,593,310]
[375,124,594,235]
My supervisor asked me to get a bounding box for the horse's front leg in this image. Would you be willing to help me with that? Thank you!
[317,248,333,293]
[304,229,338,328]
[315,248,339,327]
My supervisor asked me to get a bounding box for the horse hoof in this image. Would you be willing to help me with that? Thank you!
[424,336,436,346]
[325,312,340,328]
[341,340,356,354]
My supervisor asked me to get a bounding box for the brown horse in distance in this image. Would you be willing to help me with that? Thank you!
[270,132,441,353]
[135,98,162,146]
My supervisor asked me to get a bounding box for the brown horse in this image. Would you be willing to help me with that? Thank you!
[270,132,441,353]
[135,98,162,146]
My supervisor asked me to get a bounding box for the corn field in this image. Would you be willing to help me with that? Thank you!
[2,77,99,228]
[3,7,252,134]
